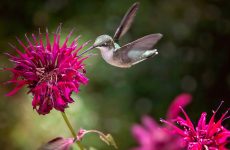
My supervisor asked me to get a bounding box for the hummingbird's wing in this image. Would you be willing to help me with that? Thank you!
[113,2,140,43]
[114,34,163,64]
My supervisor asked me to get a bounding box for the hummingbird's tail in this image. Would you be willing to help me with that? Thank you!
[144,49,158,58]
[131,49,158,65]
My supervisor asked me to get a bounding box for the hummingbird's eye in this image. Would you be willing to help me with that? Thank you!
[101,43,108,47]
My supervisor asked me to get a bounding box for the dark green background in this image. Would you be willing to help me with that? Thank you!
[0,0,229,149]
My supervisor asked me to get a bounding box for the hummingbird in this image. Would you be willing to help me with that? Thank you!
[81,2,163,68]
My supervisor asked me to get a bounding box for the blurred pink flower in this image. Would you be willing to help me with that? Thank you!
[132,93,192,150]
[39,137,75,150]
[5,26,89,115]
[161,102,230,150]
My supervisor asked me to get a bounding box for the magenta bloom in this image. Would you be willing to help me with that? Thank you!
[161,102,230,150]
[39,137,75,150]
[132,93,192,150]
[5,27,89,115]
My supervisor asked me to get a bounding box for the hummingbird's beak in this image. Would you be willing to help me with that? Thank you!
[78,45,96,57]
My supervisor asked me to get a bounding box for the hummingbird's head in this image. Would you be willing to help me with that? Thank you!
[93,35,114,49]
[79,35,114,57]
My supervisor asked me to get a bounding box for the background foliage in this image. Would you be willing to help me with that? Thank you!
[0,0,229,149]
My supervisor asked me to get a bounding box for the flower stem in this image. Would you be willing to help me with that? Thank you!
[61,112,84,150]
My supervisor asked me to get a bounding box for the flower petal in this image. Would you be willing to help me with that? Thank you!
[39,137,74,150]
[166,93,192,120]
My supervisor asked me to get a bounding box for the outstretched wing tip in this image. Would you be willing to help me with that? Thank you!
[157,33,163,40]
[133,2,140,7]
[113,2,140,42]
[153,33,163,37]
[131,2,140,13]
[158,33,163,38]
[158,33,163,36]
[149,33,163,40]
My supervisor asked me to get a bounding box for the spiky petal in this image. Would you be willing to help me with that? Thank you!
[132,93,192,150]
[161,103,230,150]
[5,27,89,115]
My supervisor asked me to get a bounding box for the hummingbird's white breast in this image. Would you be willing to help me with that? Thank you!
[99,47,114,63]
[98,47,131,68]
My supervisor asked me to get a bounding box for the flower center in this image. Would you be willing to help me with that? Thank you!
[36,67,60,85]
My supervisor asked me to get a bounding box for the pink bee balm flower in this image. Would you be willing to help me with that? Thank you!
[5,26,89,115]
[39,137,75,150]
[131,93,192,150]
[161,101,230,150]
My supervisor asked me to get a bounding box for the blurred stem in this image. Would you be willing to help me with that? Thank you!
[61,112,84,150]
